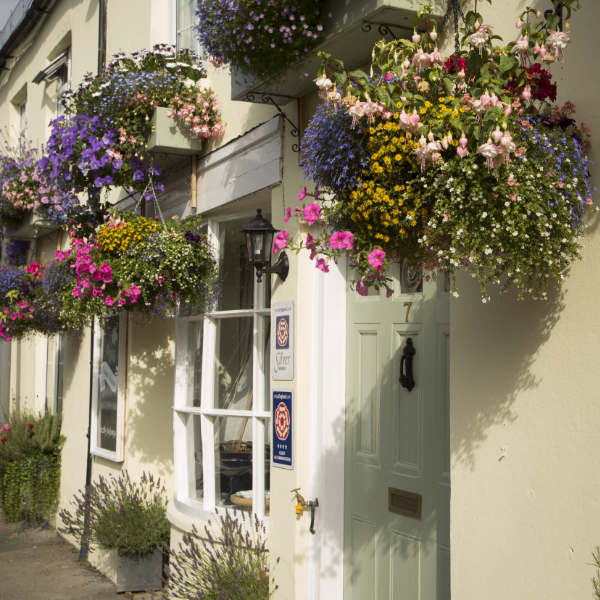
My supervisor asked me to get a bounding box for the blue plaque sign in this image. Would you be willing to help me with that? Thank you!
[272,390,292,469]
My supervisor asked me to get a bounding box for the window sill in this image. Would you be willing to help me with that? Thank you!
[167,498,270,534]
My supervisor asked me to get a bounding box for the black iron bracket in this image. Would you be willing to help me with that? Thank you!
[361,20,413,41]
[544,2,565,32]
[245,93,300,152]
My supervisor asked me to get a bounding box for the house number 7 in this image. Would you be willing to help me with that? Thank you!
[404,302,413,322]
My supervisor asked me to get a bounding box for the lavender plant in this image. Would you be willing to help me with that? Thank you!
[59,471,169,557]
[197,0,328,79]
[167,509,276,600]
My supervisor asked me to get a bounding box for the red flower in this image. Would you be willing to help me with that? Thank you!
[443,54,467,74]
[27,423,34,429]
[1,438,6,444]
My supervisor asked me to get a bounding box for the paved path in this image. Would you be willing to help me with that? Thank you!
[0,518,158,599]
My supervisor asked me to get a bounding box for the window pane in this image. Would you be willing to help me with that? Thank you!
[217,218,255,311]
[188,320,203,408]
[215,317,253,410]
[56,335,64,413]
[263,317,271,411]
[177,0,197,51]
[46,336,57,413]
[191,414,203,500]
[97,316,120,452]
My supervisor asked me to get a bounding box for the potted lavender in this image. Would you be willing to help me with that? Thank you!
[59,471,169,593]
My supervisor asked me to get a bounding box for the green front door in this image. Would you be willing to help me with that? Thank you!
[344,264,450,599]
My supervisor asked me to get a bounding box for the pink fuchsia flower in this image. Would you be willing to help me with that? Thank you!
[399,110,421,133]
[477,139,500,171]
[273,230,290,254]
[412,48,432,72]
[367,248,386,271]
[521,86,532,101]
[284,207,291,223]
[3,423,10,431]
[303,203,321,226]
[297,187,307,202]
[457,145,469,158]
[315,257,329,273]
[512,35,529,63]
[105,296,115,307]
[467,24,492,55]
[411,30,420,44]
[546,29,570,61]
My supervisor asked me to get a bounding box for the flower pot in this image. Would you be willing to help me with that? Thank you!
[3,212,58,240]
[114,548,163,593]
[146,107,205,156]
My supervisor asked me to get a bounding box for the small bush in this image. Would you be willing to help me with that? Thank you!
[59,470,169,557]
[0,411,64,524]
[167,509,276,600]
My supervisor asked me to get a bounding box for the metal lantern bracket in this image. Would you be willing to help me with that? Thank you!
[245,93,300,152]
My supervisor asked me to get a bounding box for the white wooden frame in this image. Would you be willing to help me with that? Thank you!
[91,314,127,462]
[175,0,200,52]
[173,218,271,519]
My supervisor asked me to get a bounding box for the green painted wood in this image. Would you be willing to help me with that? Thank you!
[344,264,450,600]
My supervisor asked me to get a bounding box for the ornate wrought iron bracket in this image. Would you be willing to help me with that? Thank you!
[245,93,300,152]
[544,2,565,31]
[361,20,412,41]
[442,0,467,53]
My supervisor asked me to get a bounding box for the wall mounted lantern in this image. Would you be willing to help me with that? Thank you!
[241,209,289,283]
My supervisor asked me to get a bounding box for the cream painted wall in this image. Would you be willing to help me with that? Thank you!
[450,2,600,599]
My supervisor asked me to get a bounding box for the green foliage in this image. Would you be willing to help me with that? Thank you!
[593,547,600,599]
[167,510,276,600]
[59,470,169,557]
[0,411,64,524]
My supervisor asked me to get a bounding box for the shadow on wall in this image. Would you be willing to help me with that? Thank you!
[125,314,175,483]
[450,273,566,471]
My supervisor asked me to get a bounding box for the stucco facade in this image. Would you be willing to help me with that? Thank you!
[0,0,599,599]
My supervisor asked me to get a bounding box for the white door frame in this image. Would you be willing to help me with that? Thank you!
[306,259,347,600]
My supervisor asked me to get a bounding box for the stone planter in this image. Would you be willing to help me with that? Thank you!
[146,107,205,156]
[114,548,163,593]
[3,212,58,240]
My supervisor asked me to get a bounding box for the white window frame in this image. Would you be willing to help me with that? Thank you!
[91,314,127,462]
[173,218,271,520]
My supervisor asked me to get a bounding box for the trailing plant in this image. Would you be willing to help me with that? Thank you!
[0,411,64,524]
[0,260,75,341]
[167,509,277,600]
[196,0,328,79]
[57,211,218,326]
[593,547,600,599]
[280,1,592,300]
[42,45,224,233]
[59,470,169,557]
[0,136,70,225]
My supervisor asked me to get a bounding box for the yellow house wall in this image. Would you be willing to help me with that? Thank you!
[450,2,600,598]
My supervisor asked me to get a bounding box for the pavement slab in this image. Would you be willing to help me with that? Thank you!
[0,517,161,600]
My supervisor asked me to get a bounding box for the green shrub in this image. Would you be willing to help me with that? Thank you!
[0,411,64,524]
[593,547,600,598]
[59,470,169,557]
[167,510,277,600]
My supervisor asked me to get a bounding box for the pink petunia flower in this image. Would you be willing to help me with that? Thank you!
[297,187,307,202]
[315,258,329,273]
[105,296,115,307]
[303,203,321,226]
[367,248,386,271]
[356,280,369,296]
[284,207,292,223]
[273,230,290,254]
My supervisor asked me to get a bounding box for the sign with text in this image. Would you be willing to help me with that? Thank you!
[272,301,294,380]
[272,390,293,469]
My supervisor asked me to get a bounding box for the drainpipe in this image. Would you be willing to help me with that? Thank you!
[79,0,107,562]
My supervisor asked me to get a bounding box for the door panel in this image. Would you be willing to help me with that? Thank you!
[345,270,450,600]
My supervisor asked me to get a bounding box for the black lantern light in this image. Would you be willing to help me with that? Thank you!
[241,209,289,283]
